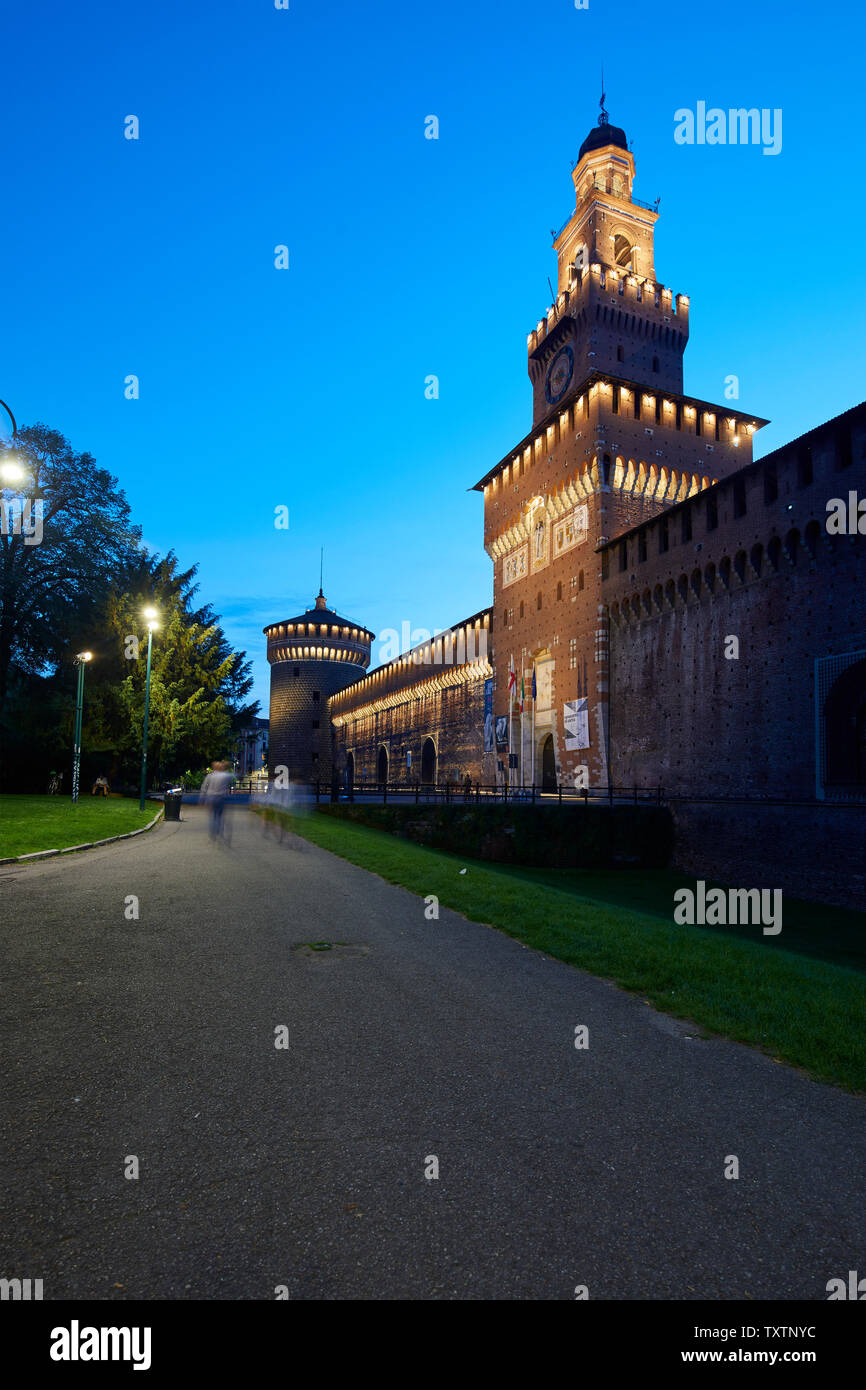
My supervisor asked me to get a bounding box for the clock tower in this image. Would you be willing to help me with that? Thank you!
[529,99,688,428]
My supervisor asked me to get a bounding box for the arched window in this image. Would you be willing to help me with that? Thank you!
[420,738,436,786]
[519,600,524,619]
[556,580,562,601]
[614,234,632,267]
[536,592,543,610]
[578,570,585,591]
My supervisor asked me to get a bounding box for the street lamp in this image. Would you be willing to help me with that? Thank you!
[139,607,159,810]
[0,459,25,485]
[71,652,93,804]
[0,398,23,486]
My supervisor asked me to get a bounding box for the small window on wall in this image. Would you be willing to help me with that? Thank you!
[503,609,508,627]
[519,601,524,618]
[536,592,542,610]
[556,581,563,601]
[293,666,300,677]
[578,570,585,591]
[652,356,660,373]
[617,345,624,362]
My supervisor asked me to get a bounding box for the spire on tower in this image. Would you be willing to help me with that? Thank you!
[315,548,327,609]
[599,67,608,126]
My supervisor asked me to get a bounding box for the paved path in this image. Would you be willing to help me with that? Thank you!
[0,805,863,1300]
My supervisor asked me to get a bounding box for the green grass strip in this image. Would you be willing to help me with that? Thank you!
[256,805,866,1093]
[0,794,158,858]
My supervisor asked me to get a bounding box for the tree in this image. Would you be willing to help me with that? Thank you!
[1,426,258,790]
[0,424,142,711]
[87,551,259,785]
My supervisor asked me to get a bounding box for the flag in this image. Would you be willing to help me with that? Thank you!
[520,674,525,712]
[532,665,537,702]
[508,654,516,694]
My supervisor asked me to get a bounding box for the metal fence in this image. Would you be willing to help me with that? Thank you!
[310,780,664,807]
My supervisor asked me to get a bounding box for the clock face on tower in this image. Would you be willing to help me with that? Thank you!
[545,346,573,405]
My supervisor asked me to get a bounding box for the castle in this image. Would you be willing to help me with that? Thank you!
[266,108,866,909]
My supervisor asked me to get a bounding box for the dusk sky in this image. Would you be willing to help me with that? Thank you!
[4,0,864,709]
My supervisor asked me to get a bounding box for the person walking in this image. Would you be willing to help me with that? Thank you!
[200,760,235,843]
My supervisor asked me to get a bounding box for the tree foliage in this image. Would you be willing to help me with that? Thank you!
[1,427,258,790]
[0,423,142,707]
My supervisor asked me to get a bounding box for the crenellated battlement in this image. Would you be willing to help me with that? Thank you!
[527,266,689,358]
[600,400,866,616]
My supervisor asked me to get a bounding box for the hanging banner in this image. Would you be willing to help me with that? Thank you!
[563,697,590,750]
[495,715,509,752]
[483,679,494,752]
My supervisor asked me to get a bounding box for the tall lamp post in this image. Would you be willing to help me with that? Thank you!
[72,652,93,804]
[139,607,159,810]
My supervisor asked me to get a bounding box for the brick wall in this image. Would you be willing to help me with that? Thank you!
[601,401,866,799]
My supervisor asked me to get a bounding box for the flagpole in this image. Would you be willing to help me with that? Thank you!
[531,666,536,789]
[520,702,524,788]
[508,653,514,791]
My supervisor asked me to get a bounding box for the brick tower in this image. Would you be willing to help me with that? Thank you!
[475,102,767,790]
[264,591,374,783]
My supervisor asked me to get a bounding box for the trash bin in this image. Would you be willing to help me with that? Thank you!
[163,789,183,822]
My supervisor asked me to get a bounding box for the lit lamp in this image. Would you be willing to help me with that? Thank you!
[71,652,93,804]
[0,459,25,485]
[139,606,160,810]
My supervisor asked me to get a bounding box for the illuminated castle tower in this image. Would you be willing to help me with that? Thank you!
[264,590,373,782]
[528,94,689,428]
[475,98,766,789]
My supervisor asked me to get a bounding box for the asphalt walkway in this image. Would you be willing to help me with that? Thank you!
[0,804,862,1299]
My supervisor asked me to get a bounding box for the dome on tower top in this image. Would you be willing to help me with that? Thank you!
[578,119,628,162]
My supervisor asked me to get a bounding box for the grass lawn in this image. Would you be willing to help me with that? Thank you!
[0,795,159,859]
[255,805,866,1093]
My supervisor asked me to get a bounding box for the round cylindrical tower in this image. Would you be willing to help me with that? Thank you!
[264,590,373,783]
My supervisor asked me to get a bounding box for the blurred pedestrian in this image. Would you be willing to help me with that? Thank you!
[200,760,235,843]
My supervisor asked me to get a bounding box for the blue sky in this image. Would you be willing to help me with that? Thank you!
[4,0,864,708]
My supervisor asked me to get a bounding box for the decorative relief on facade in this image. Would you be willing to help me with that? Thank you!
[531,519,548,571]
[502,543,528,588]
[553,503,589,557]
[536,662,553,712]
